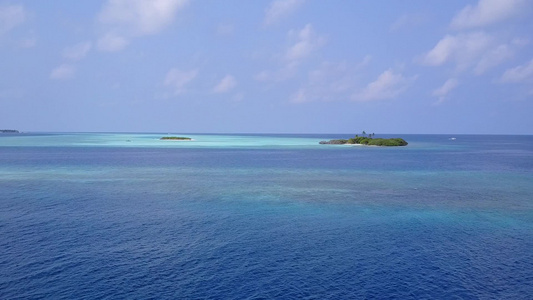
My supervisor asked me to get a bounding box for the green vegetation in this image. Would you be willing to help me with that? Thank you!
[320,135,407,146]
[160,136,192,140]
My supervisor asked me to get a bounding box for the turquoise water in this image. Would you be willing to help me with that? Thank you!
[0,133,330,148]
[1,133,532,299]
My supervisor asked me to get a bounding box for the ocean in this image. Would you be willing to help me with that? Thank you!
[1,133,532,299]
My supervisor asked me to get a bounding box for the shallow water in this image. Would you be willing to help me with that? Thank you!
[1,133,532,299]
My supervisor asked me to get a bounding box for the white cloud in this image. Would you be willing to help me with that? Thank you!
[232,92,244,102]
[286,24,324,62]
[18,36,36,48]
[97,33,129,52]
[286,57,373,104]
[0,4,26,35]
[213,75,237,93]
[500,59,533,83]
[433,78,459,97]
[474,44,513,75]
[97,0,189,52]
[354,69,416,101]
[216,23,234,37]
[288,59,403,104]
[255,24,324,83]
[254,64,297,82]
[511,37,530,47]
[164,68,198,94]
[451,0,527,29]
[290,89,307,104]
[98,0,189,35]
[63,41,92,60]
[290,61,358,103]
[309,62,354,93]
[420,32,493,69]
[50,64,76,80]
[254,70,272,82]
[420,35,457,66]
[390,13,428,32]
[264,0,305,26]
[432,78,459,104]
[421,32,527,75]
[358,55,372,67]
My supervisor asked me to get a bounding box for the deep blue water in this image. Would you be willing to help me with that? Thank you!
[1,134,532,299]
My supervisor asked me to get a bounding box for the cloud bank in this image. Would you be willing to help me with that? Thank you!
[354,69,416,102]
[451,0,526,29]
[97,0,189,52]
[164,68,198,94]
[63,41,92,61]
[0,4,26,35]
[50,64,76,80]
[264,0,305,26]
[432,78,459,104]
[500,59,533,83]
[214,75,237,93]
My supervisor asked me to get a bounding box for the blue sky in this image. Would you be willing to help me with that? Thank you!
[1,0,532,134]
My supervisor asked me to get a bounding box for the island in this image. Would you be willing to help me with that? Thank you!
[160,136,192,141]
[0,129,19,133]
[320,135,408,146]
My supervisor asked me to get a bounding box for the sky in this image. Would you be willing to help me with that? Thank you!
[1,0,532,134]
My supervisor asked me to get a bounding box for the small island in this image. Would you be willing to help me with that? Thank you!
[320,135,408,146]
[160,136,192,141]
[1,129,19,133]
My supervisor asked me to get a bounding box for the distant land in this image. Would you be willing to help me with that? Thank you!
[0,129,19,133]
[160,136,192,141]
[320,135,408,146]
